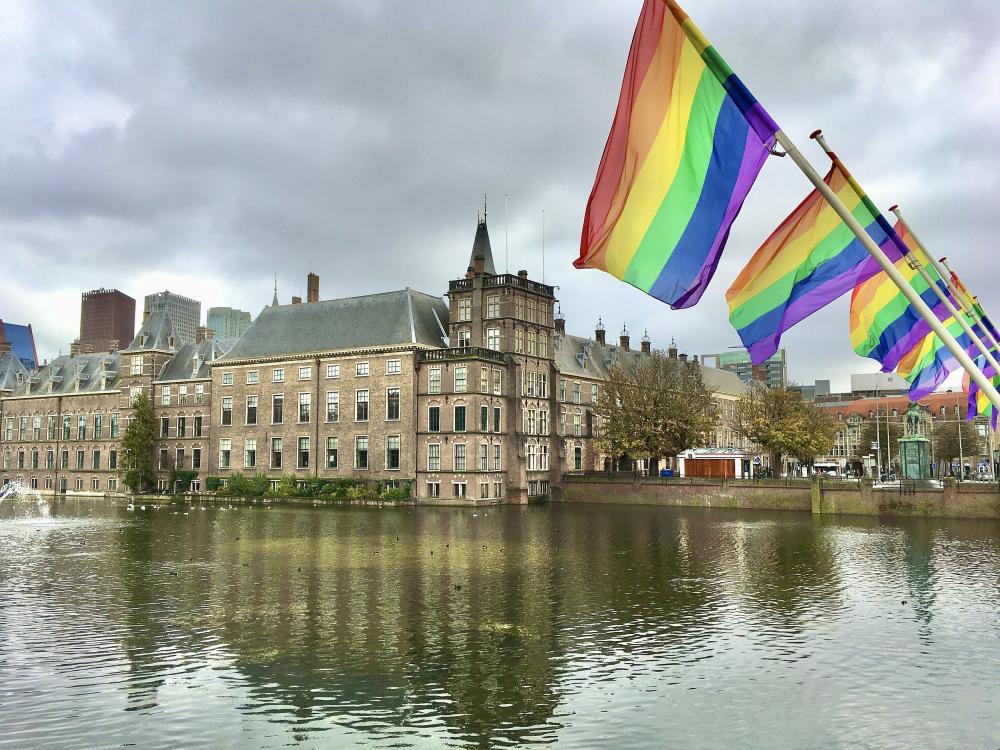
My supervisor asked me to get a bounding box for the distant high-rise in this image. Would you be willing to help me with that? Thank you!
[0,320,38,370]
[702,348,787,389]
[206,307,252,340]
[143,291,201,345]
[80,288,135,353]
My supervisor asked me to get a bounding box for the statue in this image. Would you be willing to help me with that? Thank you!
[904,403,924,437]
[899,403,931,480]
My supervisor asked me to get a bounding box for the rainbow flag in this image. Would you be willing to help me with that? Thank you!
[575,0,779,309]
[964,358,998,430]
[727,153,904,364]
[896,312,979,399]
[849,222,955,372]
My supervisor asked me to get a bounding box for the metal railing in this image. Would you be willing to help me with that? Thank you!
[419,347,509,365]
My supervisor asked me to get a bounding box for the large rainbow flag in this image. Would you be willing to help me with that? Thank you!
[965,358,999,430]
[727,153,903,364]
[575,0,779,309]
[896,312,979,400]
[849,223,955,372]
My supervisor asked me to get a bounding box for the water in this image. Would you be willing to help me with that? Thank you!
[1,499,999,749]
[0,479,49,519]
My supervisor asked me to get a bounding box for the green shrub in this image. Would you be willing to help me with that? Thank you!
[175,470,199,493]
[224,473,271,497]
[205,477,223,492]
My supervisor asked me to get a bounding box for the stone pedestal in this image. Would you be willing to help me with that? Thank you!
[897,437,931,480]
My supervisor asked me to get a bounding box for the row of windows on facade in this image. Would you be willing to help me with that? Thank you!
[425,479,510,500]
[454,296,552,325]
[427,366,504,395]
[216,435,400,472]
[153,383,205,404]
[217,388,402,426]
[3,447,118,471]
[834,404,962,421]
[216,360,400,387]
[450,326,549,357]
[7,475,121,493]
[5,413,121,442]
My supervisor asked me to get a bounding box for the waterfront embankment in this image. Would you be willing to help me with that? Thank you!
[561,475,1000,520]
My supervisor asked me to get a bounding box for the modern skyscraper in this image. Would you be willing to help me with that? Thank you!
[702,348,787,389]
[206,307,252,340]
[0,320,38,370]
[143,291,201,345]
[80,288,136,353]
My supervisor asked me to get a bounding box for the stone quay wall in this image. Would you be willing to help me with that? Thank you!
[562,475,1000,520]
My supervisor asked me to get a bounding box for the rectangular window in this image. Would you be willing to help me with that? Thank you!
[454,443,467,471]
[515,297,524,319]
[30,450,38,469]
[493,444,502,471]
[60,450,69,470]
[480,443,488,471]
[527,330,536,356]
[110,449,118,470]
[326,437,338,469]
[591,384,599,403]
[458,330,471,348]
[386,359,401,375]
[77,415,87,440]
[540,444,549,471]
[62,415,71,440]
[298,393,311,423]
[386,388,400,420]
[480,367,489,393]
[560,379,566,401]
[428,444,441,471]
[355,436,368,469]
[45,450,54,469]
[178,384,188,404]
[493,406,501,433]
[454,405,466,432]
[326,391,340,422]
[527,409,536,435]
[487,328,500,350]
[298,366,311,380]
[194,416,203,437]
[355,390,369,421]
[176,448,186,470]
[191,448,200,469]
[573,413,582,437]
[161,417,170,438]
[486,295,500,318]
[427,481,441,498]
[493,369,501,395]
[539,409,548,435]
[515,329,524,353]
[454,366,467,393]
[246,370,259,385]
[47,416,56,440]
[539,332,548,358]
[326,364,339,379]
[222,372,233,385]
[574,446,582,470]
[386,436,400,470]
[195,383,204,403]
[458,297,471,321]
[480,405,489,432]
[273,368,285,383]
[177,416,186,437]
[538,373,547,398]
[131,355,143,375]
[221,397,233,426]
[246,395,258,425]
[527,444,536,471]
[219,439,231,469]
[272,394,284,424]
[94,413,103,439]
[244,437,257,469]
[453,482,467,498]
[428,406,440,432]
[429,367,441,394]
[573,382,581,404]
[270,438,282,468]
[32,416,41,441]
[356,361,369,377]
[298,437,310,468]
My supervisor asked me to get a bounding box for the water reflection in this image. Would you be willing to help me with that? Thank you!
[1,501,998,748]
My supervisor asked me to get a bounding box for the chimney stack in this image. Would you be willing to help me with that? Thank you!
[307,272,320,303]
[619,325,630,351]
[473,255,485,276]
[517,269,528,279]
[554,316,565,334]
[679,353,688,363]
[195,326,214,343]
[595,318,606,345]
[668,338,678,359]
[0,340,11,355]
[641,330,651,355]
[292,296,302,305]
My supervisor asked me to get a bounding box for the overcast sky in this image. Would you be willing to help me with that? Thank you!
[3,0,998,391]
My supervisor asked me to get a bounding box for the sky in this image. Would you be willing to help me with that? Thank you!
[3,0,999,392]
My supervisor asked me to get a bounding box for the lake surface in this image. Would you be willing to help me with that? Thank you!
[1,498,999,749]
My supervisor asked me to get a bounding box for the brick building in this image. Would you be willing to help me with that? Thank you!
[80,288,136,353]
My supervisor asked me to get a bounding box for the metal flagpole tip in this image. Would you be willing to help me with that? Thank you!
[809,129,823,140]
[888,204,899,213]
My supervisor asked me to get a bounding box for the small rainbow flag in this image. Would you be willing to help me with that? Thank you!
[575,0,779,309]
[849,222,954,372]
[965,359,999,430]
[896,312,979,400]
[727,153,903,365]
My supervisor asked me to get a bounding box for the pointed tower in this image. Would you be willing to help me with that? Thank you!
[271,275,280,307]
[468,215,497,276]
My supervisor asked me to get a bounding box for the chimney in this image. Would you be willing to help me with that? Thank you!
[473,255,485,276]
[679,353,688,363]
[641,330,651,355]
[195,326,214,344]
[108,339,119,353]
[0,340,10,355]
[595,318,606,346]
[307,272,320,303]
[619,325,630,351]
[70,339,81,356]
[554,316,565,334]
[692,354,700,368]
[292,296,302,305]
[517,269,528,279]
[466,266,475,279]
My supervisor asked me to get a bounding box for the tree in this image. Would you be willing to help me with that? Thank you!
[732,383,835,474]
[859,417,904,473]
[121,392,158,493]
[932,416,982,478]
[594,354,717,469]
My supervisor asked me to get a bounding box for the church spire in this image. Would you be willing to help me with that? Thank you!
[271,274,279,307]
[469,206,497,276]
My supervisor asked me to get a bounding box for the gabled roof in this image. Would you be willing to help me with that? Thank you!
[220,289,450,361]
[7,353,120,397]
[125,310,178,352]
[0,351,30,392]
[553,332,747,398]
[157,337,236,382]
[468,217,496,275]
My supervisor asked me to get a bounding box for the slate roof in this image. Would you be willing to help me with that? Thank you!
[553,332,747,398]
[157,337,236,382]
[124,310,179,352]
[468,217,496,275]
[0,351,30,392]
[220,289,450,361]
[8,353,121,397]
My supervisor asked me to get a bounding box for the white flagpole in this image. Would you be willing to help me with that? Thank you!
[889,206,1000,354]
[936,256,1000,353]
[772,128,1000,412]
